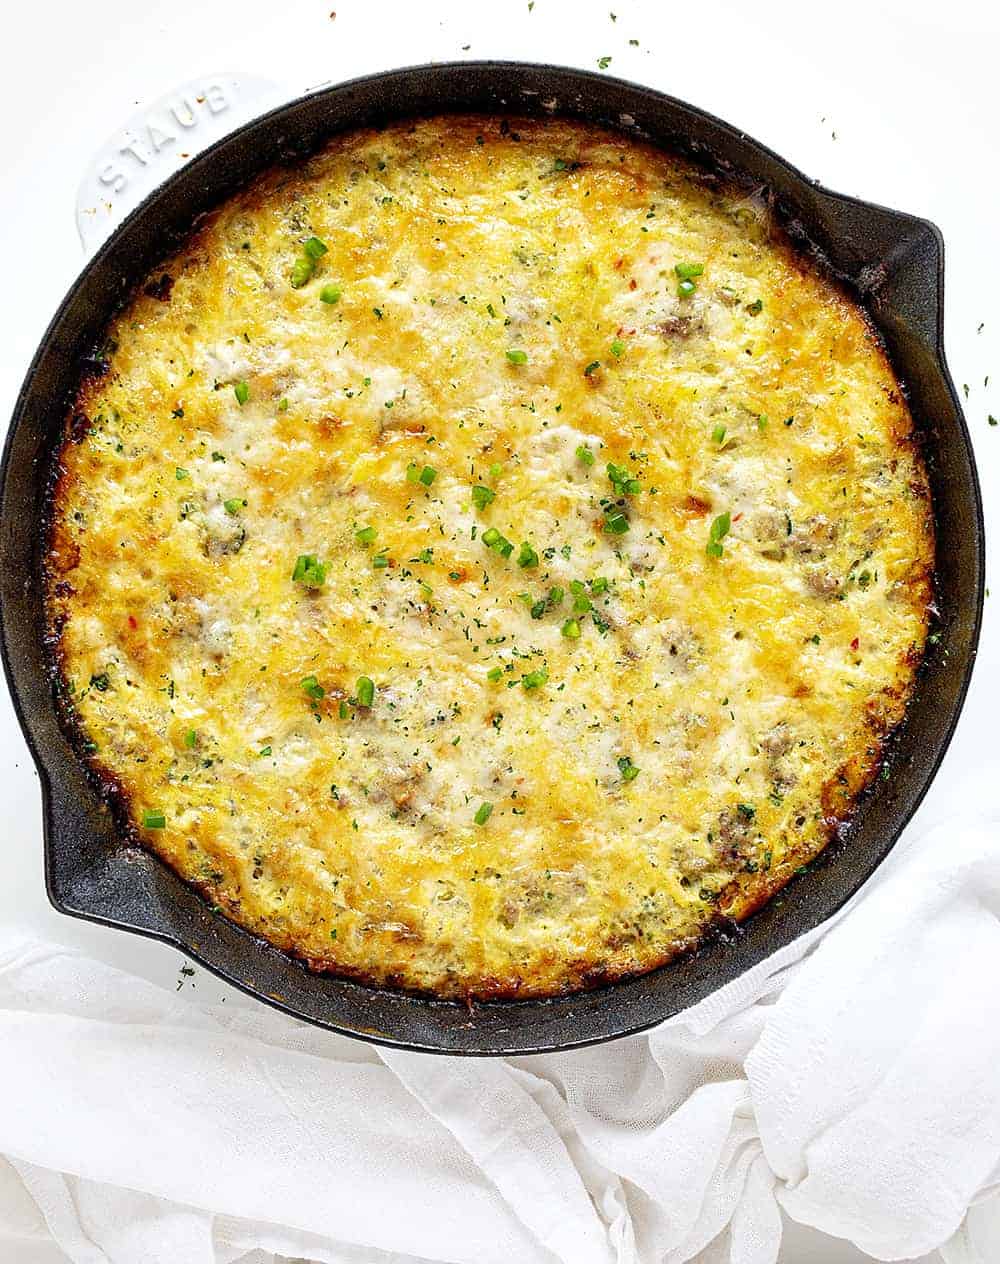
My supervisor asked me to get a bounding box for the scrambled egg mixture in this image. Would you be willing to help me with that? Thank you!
[46,117,933,997]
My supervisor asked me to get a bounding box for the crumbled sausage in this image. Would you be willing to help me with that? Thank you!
[497,866,587,927]
[790,515,838,557]
[752,509,790,560]
[805,568,841,598]
[752,509,787,542]
[760,723,792,758]
[718,807,752,850]
[655,313,701,340]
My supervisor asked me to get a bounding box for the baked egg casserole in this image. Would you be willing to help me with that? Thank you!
[45,117,934,998]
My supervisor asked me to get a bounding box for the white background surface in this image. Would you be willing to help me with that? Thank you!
[0,1,997,1260]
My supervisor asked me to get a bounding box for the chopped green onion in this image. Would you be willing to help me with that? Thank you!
[487,666,503,682]
[521,667,549,690]
[617,755,640,782]
[471,485,496,511]
[301,675,325,700]
[292,554,327,587]
[319,285,342,305]
[561,618,581,639]
[406,462,421,483]
[372,552,389,569]
[482,526,514,559]
[709,511,731,541]
[757,414,768,430]
[711,424,727,445]
[234,381,250,406]
[474,801,494,826]
[489,461,503,479]
[506,348,528,365]
[175,467,189,480]
[674,261,704,280]
[603,509,630,535]
[259,745,272,757]
[584,360,601,376]
[338,700,350,718]
[224,497,244,515]
[183,729,197,748]
[530,598,547,619]
[610,339,626,357]
[355,526,377,545]
[303,236,328,259]
[607,462,640,495]
[356,676,375,707]
[290,257,314,288]
[278,397,290,412]
[590,576,609,595]
[418,465,437,486]
[706,511,732,559]
[576,444,596,467]
[548,586,564,607]
[677,278,697,299]
[517,541,539,569]
[747,298,764,315]
[142,810,166,829]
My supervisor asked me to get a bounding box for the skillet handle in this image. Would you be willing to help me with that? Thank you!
[75,73,289,256]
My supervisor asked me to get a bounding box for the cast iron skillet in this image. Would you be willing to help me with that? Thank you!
[0,62,984,1055]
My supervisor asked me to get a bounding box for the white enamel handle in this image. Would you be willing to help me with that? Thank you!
[76,72,290,256]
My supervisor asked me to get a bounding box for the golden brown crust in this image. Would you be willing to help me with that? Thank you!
[44,116,933,999]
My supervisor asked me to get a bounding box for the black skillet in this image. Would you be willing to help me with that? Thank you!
[0,62,984,1054]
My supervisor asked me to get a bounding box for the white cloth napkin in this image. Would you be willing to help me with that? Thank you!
[1,816,999,1264]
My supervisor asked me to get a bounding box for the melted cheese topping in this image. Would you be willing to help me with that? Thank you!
[47,117,933,998]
